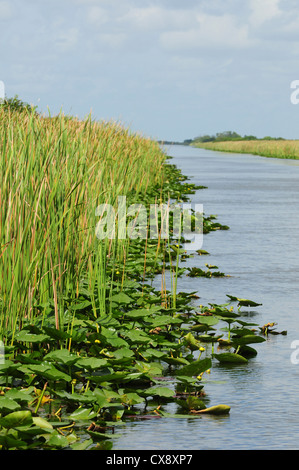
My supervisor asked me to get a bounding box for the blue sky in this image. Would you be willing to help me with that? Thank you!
[1,0,299,141]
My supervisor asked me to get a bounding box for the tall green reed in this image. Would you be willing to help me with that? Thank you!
[0,108,166,345]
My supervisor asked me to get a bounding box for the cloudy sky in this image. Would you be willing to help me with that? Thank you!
[1,0,299,141]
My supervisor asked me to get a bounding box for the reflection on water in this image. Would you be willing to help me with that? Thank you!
[114,146,299,450]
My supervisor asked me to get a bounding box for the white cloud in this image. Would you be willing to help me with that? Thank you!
[249,0,281,26]
[0,0,12,20]
[54,27,79,52]
[160,13,251,51]
[96,32,127,49]
[119,6,197,32]
[86,6,109,25]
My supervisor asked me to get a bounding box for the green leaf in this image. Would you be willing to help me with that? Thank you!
[232,335,266,346]
[111,292,133,304]
[238,345,258,358]
[214,353,248,364]
[144,387,175,399]
[86,430,113,441]
[111,348,135,360]
[54,390,97,404]
[14,330,49,343]
[226,295,239,301]
[0,410,32,429]
[42,326,71,341]
[193,404,231,415]
[99,327,129,348]
[47,430,70,448]
[0,360,20,376]
[43,348,79,366]
[142,349,166,360]
[0,434,27,449]
[125,306,161,319]
[177,396,206,411]
[184,332,201,351]
[25,363,72,382]
[0,397,21,413]
[164,356,190,366]
[4,389,33,406]
[121,392,144,406]
[226,295,262,308]
[238,299,262,307]
[176,358,212,377]
[194,316,219,327]
[88,371,129,384]
[76,357,108,370]
[124,329,151,344]
[69,300,92,311]
[148,315,184,327]
[71,438,93,450]
[32,416,54,430]
[69,407,98,421]
[196,334,223,343]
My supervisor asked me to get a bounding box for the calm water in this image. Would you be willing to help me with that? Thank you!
[114,145,299,450]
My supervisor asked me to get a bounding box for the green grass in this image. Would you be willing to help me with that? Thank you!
[193,139,299,159]
[0,108,166,342]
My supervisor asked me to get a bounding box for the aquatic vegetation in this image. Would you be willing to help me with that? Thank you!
[193,139,299,160]
[187,265,226,278]
[0,106,285,449]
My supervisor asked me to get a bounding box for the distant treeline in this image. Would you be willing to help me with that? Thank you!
[158,131,285,147]
[191,131,285,144]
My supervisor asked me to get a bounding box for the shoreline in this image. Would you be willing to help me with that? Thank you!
[192,140,299,160]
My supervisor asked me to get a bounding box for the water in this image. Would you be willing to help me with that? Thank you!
[114,145,299,450]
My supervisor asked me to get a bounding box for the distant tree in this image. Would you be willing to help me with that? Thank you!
[243,135,257,140]
[215,131,242,141]
[193,134,216,143]
[191,131,284,144]
[1,95,38,114]
[263,136,285,140]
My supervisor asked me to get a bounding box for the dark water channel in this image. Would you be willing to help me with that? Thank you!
[114,145,299,450]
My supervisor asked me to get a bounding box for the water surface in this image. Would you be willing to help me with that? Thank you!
[114,145,299,450]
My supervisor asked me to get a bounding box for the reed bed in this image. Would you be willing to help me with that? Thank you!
[193,139,299,159]
[0,108,166,344]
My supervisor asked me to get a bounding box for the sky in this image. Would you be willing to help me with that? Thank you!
[1,0,299,141]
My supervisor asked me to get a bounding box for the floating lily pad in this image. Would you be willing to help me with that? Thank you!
[176,358,212,377]
[214,353,248,364]
[191,404,231,415]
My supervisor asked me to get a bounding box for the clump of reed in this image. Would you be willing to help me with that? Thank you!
[193,139,299,159]
[0,108,166,343]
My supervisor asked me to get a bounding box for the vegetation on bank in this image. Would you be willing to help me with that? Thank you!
[180,129,299,159]
[0,99,284,450]
[191,130,285,144]
[192,138,299,160]
[160,131,288,149]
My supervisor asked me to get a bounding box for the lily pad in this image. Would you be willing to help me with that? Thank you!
[191,404,230,415]
[0,410,33,429]
[214,353,248,364]
[176,358,212,377]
